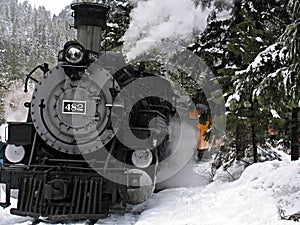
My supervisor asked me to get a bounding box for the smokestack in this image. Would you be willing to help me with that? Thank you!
[71,2,109,54]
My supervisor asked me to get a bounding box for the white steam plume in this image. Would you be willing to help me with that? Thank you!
[123,0,212,60]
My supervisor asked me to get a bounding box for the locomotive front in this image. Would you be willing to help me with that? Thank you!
[0,2,177,223]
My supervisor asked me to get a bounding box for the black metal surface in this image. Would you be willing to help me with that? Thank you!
[71,3,109,28]
[7,122,34,145]
[0,169,126,221]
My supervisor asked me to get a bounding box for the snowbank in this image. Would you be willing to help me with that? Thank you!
[135,156,299,225]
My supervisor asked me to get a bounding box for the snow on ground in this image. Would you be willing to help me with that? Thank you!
[0,150,299,225]
[134,158,299,225]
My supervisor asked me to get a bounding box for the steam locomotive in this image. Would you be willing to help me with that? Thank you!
[0,2,180,223]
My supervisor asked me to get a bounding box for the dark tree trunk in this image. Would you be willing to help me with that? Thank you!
[251,123,258,163]
[251,100,258,163]
[236,123,246,160]
[291,107,299,161]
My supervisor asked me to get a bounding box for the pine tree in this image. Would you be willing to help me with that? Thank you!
[104,0,132,50]
[0,0,76,121]
[223,0,291,162]
[251,0,300,160]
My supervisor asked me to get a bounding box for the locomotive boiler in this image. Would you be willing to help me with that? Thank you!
[0,2,179,223]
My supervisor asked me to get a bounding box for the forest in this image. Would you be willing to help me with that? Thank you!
[0,0,299,169]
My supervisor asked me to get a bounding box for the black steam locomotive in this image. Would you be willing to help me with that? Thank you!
[0,2,180,223]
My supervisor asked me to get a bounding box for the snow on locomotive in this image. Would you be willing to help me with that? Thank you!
[0,2,179,223]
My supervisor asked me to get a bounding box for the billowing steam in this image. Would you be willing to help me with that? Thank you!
[123,0,212,60]
[157,121,211,189]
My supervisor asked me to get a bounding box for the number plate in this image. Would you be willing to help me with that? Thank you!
[62,100,86,115]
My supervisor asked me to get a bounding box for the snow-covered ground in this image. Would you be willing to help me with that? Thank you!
[0,150,299,225]
[134,153,299,225]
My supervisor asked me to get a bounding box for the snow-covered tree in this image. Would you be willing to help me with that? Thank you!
[0,0,132,121]
[104,0,132,49]
[252,0,299,160]
[0,0,75,121]
[226,0,298,161]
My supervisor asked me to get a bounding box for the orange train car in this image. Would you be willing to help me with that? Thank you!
[189,104,212,160]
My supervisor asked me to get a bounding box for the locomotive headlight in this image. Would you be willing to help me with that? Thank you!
[131,149,153,168]
[5,145,25,163]
[59,41,99,66]
[65,45,85,64]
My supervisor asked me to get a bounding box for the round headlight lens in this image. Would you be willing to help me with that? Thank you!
[5,145,25,163]
[131,149,153,168]
[65,45,84,64]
